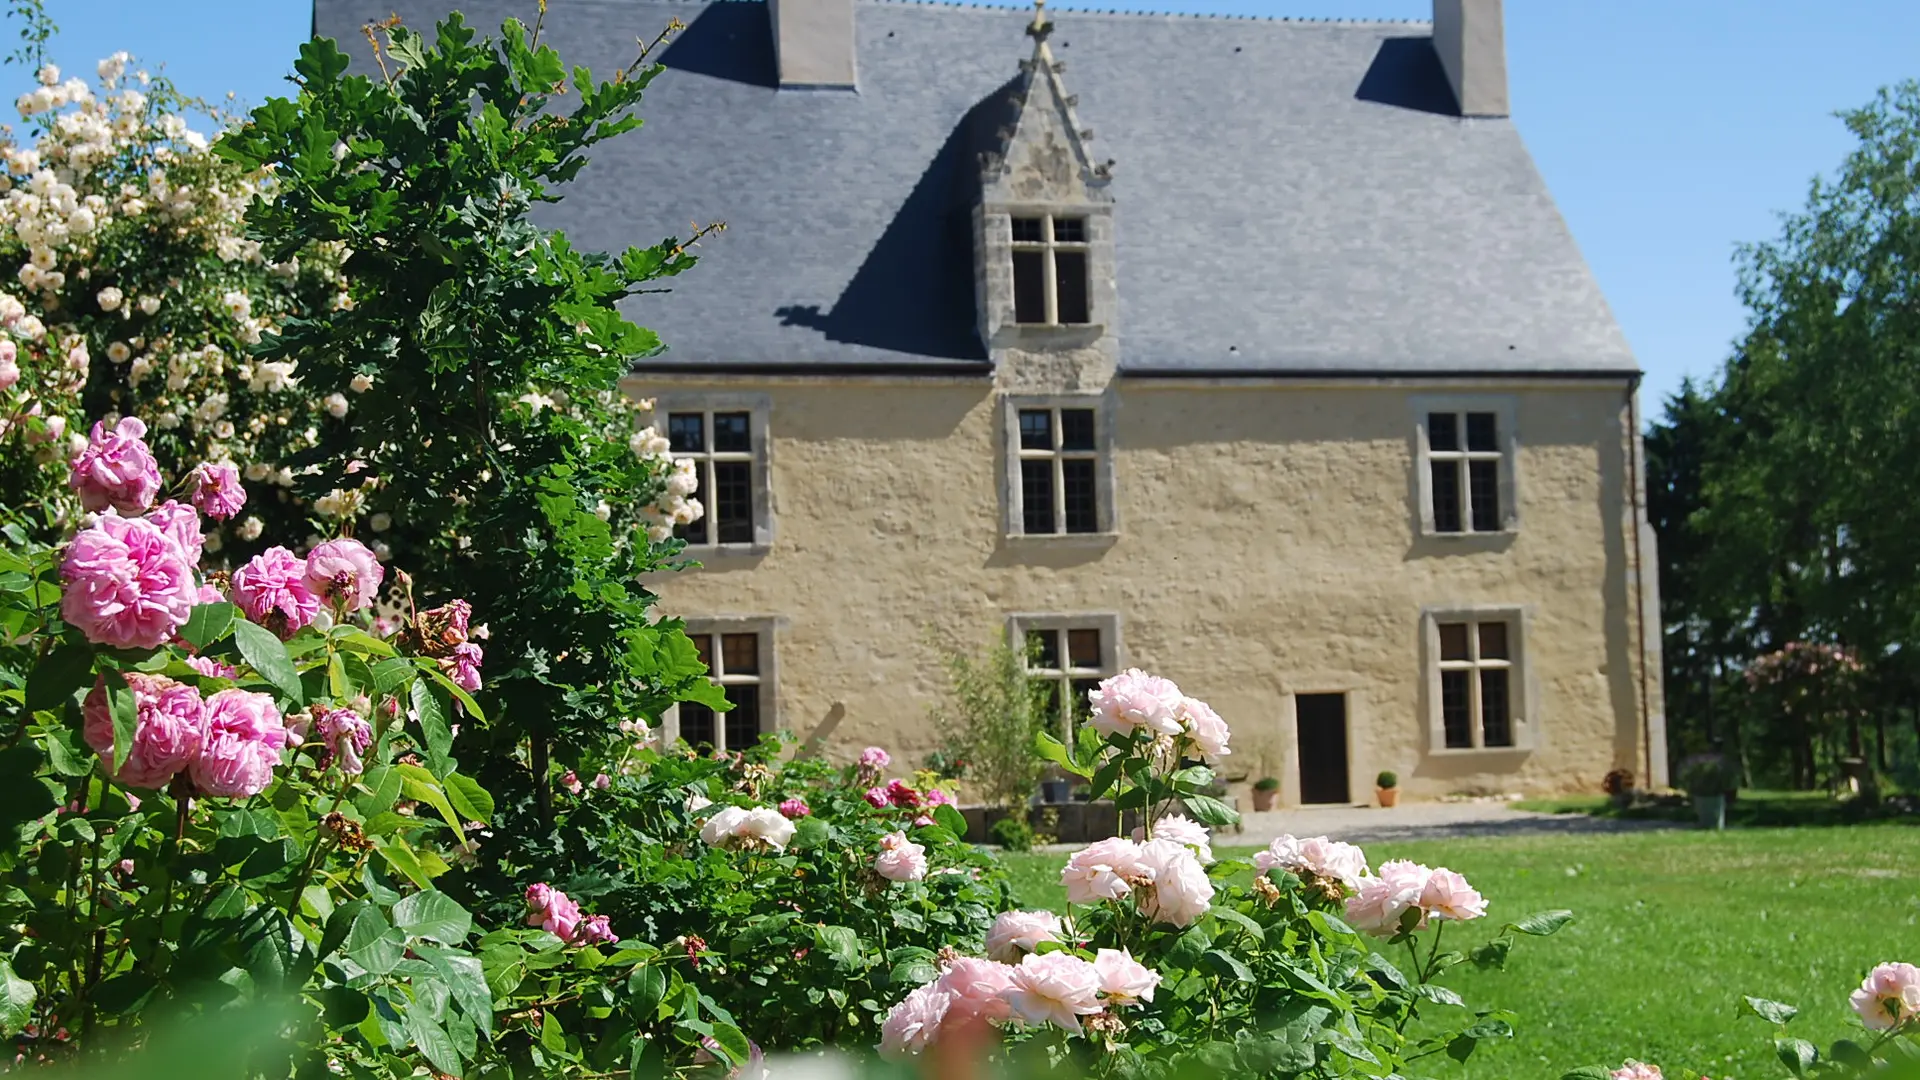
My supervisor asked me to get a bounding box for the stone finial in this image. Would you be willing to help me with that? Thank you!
[1026,0,1053,42]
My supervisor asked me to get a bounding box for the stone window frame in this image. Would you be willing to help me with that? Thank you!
[661,616,780,752]
[1420,604,1535,754]
[651,392,775,554]
[1008,213,1092,326]
[1000,392,1119,540]
[1410,395,1520,538]
[974,204,1115,350]
[1007,611,1124,735]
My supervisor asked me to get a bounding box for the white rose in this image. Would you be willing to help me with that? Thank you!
[324,392,348,418]
[349,372,373,393]
[137,294,160,315]
[370,512,391,532]
[698,806,749,848]
[105,341,130,363]
[1134,839,1213,928]
[740,808,796,852]
[237,516,264,541]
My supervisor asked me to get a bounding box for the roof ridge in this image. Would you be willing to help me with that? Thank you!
[862,0,1429,24]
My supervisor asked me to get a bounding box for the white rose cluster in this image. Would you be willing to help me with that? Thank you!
[627,418,705,542]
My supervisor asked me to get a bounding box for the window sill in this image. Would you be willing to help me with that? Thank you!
[996,323,1107,350]
[1003,531,1120,549]
[1426,744,1532,757]
[1419,526,1520,540]
[676,542,773,559]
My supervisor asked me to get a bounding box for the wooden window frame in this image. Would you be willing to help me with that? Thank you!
[1008,612,1123,736]
[1411,396,1519,538]
[1009,213,1092,327]
[663,616,780,753]
[650,392,775,554]
[1421,605,1534,754]
[1001,393,1118,540]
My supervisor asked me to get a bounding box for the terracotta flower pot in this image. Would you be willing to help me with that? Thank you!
[1251,788,1278,811]
[1377,786,1400,808]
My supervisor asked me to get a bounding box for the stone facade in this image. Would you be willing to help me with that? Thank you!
[627,371,1667,808]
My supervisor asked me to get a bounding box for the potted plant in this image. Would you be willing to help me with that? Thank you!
[1251,776,1281,811]
[1678,754,1736,830]
[1602,768,1636,811]
[1376,770,1400,808]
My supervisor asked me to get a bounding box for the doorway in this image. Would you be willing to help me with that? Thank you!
[1296,693,1351,804]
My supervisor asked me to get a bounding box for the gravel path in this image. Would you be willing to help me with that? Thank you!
[1221,802,1679,846]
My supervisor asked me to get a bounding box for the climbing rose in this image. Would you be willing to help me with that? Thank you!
[1061,838,1148,904]
[525,883,584,941]
[60,512,198,649]
[190,689,287,798]
[1346,859,1434,937]
[1093,948,1160,1006]
[777,797,811,818]
[0,345,16,389]
[984,910,1062,963]
[304,538,383,612]
[1132,813,1213,865]
[561,770,583,795]
[188,461,246,521]
[1178,696,1231,760]
[874,831,928,882]
[1254,834,1370,891]
[935,958,1016,1024]
[230,546,318,637]
[1419,867,1487,922]
[442,641,483,693]
[1087,669,1184,738]
[1134,838,1214,927]
[1005,952,1103,1034]
[878,982,950,1057]
[1609,1063,1663,1080]
[68,416,161,513]
[1850,962,1920,1031]
[146,500,203,564]
[82,673,206,789]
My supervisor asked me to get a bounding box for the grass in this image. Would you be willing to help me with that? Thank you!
[1513,788,1917,828]
[997,824,1920,1078]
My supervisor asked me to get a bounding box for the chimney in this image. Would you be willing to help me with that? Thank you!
[1431,0,1509,117]
[768,0,858,90]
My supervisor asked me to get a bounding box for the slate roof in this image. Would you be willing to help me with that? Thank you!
[311,0,1639,377]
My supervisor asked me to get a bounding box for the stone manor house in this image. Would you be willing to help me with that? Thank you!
[320,0,1669,804]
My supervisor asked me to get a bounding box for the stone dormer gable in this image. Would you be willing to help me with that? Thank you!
[973,2,1119,389]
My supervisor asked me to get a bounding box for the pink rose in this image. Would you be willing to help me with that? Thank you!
[1093,948,1160,1006]
[1132,813,1213,864]
[1610,1063,1663,1080]
[886,778,921,809]
[923,787,952,808]
[0,342,16,389]
[1087,669,1185,738]
[315,708,372,775]
[934,957,1016,1025]
[60,512,199,650]
[874,831,928,882]
[576,914,619,946]
[1850,961,1920,1031]
[1005,952,1103,1034]
[1345,859,1433,937]
[1177,696,1231,760]
[1254,834,1369,891]
[188,461,246,521]
[777,797,811,818]
[525,883,584,941]
[230,547,319,638]
[863,785,890,809]
[1134,838,1214,927]
[68,416,161,513]
[441,641,483,693]
[592,773,611,791]
[145,500,203,565]
[304,538,383,612]
[185,655,237,680]
[984,910,1062,963]
[1061,837,1146,905]
[189,689,287,798]
[82,673,206,789]
[1419,867,1487,922]
[858,745,890,771]
[561,770,583,795]
[878,983,950,1057]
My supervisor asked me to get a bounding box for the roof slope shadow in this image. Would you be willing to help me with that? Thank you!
[1353,34,1458,116]
[657,1,776,88]
[773,78,1023,363]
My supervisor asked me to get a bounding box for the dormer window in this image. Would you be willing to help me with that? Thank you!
[1010,215,1090,325]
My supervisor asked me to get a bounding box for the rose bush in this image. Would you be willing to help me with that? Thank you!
[872,670,1572,1075]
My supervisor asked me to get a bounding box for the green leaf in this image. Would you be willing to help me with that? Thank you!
[0,959,34,1036]
[707,1023,751,1068]
[1203,948,1254,983]
[1775,1037,1818,1077]
[411,1013,464,1075]
[101,669,138,773]
[1033,732,1091,778]
[25,641,94,713]
[392,890,472,944]
[1416,983,1466,1007]
[790,816,829,850]
[411,678,453,775]
[629,964,667,1016]
[1828,1040,1873,1070]
[1743,995,1799,1026]
[443,772,494,824]
[377,836,437,890]
[1181,793,1241,827]
[1470,938,1513,970]
[1559,1068,1615,1080]
[179,603,238,651]
[232,618,303,703]
[1211,907,1266,944]
[41,726,95,778]
[420,662,485,723]
[345,905,405,975]
[1367,952,1410,990]
[815,925,860,965]
[1166,924,1211,968]
[933,803,967,836]
[1506,909,1574,937]
[371,657,414,693]
[396,764,464,834]
[321,899,369,960]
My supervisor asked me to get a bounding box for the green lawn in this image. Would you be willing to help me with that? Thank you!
[997,825,1920,1078]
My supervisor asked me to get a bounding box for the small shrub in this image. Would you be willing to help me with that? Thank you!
[1253,776,1282,792]
[1678,753,1738,796]
[1376,769,1399,789]
[926,633,1051,808]
[988,813,1035,852]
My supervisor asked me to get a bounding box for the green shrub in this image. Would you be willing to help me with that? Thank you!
[1253,776,1282,792]
[1376,769,1399,788]
[988,813,1036,852]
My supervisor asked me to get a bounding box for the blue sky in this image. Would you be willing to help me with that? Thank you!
[17,0,1920,414]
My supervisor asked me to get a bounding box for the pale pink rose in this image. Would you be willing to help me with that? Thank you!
[699,806,750,847]
[303,538,383,612]
[185,655,237,680]
[576,914,619,946]
[442,641,483,693]
[189,689,287,797]
[777,797,810,818]
[188,461,246,521]
[68,416,161,513]
[196,582,225,607]
[1005,952,1103,1034]
[229,546,319,638]
[1345,859,1433,937]
[985,910,1063,963]
[1253,834,1369,891]
[1609,1062,1663,1080]
[0,345,16,389]
[1419,868,1487,922]
[878,982,950,1057]
[1850,961,1920,1031]
[591,773,611,791]
[1093,948,1160,1006]
[561,770,584,795]
[874,831,928,882]
[1087,669,1185,738]
[1134,838,1214,927]
[742,807,796,850]
[858,745,891,770]
[1178,696,1231,760]
[82,673,206,789]
[525,883,584,941]
[1132,814,1213,865]
[1061,838,1147,904]
[863,785,890,809]
[935,957,1016,1024]
[146,500,203,565]
[60,512,198,649]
